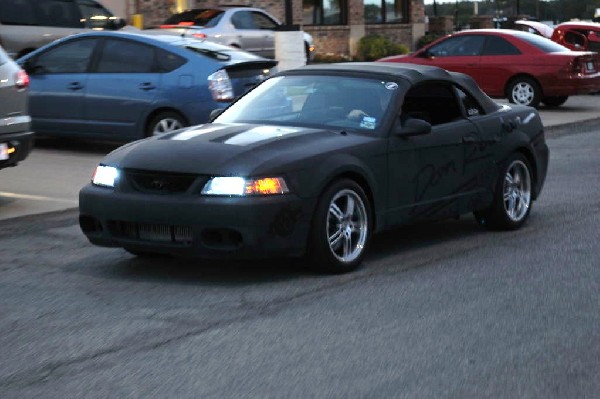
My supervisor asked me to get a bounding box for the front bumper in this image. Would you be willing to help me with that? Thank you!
[0,131,35,170]
[79,184,316,259]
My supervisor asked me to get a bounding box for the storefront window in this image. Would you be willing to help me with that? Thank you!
[303,0,347,25]
[364,0,408,24]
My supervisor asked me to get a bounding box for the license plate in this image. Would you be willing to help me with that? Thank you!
[586,61,595,72]
[0,143,8,161]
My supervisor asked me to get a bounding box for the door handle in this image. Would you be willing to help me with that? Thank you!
[67,82,84,91]
[139,82,156,91]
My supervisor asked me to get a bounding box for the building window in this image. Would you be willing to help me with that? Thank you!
[303,0,347,25]
[364,0,408,24]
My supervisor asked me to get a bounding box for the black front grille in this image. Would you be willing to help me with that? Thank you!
[125,169,199,194]
[109,221,193,244]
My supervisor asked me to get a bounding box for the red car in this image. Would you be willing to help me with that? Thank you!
[379,29,600,107]
[516,20,600,53]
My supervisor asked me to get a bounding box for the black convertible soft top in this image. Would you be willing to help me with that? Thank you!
[283,62,502,115]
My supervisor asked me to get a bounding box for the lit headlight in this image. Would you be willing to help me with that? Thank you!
[92,165,119,188]
[201,176,289,196]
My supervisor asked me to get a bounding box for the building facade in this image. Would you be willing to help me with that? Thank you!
[109,0,426,56]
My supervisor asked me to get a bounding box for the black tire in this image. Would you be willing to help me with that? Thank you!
[542,96,568,107]
[307,179,372,273]
[507,77,542,108]
[474,153,533,230]
[146,111,187,137]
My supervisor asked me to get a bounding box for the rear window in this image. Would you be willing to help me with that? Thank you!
[514,32,569,53]
[163,9,224,27]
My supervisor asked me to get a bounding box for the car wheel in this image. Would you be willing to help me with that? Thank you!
[307,179,372,273]
[508,77,541,108]
[474,153,533,230]
[542,96,568,107]
[146,112,187,137]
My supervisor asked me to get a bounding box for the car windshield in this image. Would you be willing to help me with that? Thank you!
[163,9,224,27]
[214,75,397,132]
[514,31,570,53]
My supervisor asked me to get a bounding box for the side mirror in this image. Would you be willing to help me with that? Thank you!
[395,117,432,137]
[209,108,225,122]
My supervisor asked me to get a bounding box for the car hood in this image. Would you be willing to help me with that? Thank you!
[104,123,377,176]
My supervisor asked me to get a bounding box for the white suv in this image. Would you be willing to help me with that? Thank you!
[157,6,315,61]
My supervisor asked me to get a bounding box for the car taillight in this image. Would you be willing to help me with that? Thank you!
[192,33,206,39]
[208,69,234,102]
[15,69,29,90]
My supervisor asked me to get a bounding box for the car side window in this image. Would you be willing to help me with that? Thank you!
[427,35,485,57]
[0,0,37,25]
[252,11,278,30]
[96,39,155,73]
[401,82,463,126]
[455,86,485,117]
[33,38,97,74]
[481,36,521,55]
[35,0,83,28]
[155,49,186,73]
[231,11,256,29]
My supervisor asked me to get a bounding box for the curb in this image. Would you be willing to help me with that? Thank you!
[544,117,600,138]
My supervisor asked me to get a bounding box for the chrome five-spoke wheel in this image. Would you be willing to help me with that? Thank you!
[309,179,372,273]
[503,160,531,223]
[327,189,369,263]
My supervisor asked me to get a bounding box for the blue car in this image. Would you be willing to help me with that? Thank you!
[17,31,277,141]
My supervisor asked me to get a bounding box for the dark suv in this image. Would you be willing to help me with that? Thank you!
[0,45,33,170]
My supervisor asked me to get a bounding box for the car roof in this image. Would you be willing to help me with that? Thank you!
[283,62,502,113]
[555,21,600,29]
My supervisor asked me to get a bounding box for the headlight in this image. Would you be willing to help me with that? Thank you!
[92,165,119,188]
[201,176,289,196]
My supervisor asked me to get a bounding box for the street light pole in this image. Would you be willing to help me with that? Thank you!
[285,0,293,26]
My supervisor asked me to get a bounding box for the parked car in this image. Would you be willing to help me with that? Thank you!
[17,31,277,141]
[79,63,549,273]
[0,0,126,59]
[379,29,600,108]
[516,20,600,53]
[155,6,316,62]
[0,45,33,170]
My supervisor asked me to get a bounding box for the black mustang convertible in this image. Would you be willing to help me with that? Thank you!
[79,63,549,273]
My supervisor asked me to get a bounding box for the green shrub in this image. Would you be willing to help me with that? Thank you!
[357,34,409,61]
[312,53,355,64]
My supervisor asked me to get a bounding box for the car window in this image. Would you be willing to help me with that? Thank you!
[164,9,224,27]
[252,11,278,30]
[35,0,83,28]
[427,35,485,57]
[156,48,186,72]
[455,86,485,117]
[401,82,463,126]
[514,31,568,53]
[564,31,587,47]
[96,39,155,73]
[231,11,256,29]
[34,38,97,73]
[0,0,37,25]
[76,0,113,29]
[481,36,521,55]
